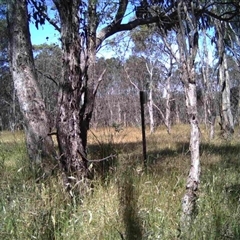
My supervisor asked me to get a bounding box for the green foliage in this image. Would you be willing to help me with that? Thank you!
[1,126,240,239]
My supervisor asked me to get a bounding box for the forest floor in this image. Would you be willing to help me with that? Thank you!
[1,124,240,239]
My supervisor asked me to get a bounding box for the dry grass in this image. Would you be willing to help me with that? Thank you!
[1,124,240,239]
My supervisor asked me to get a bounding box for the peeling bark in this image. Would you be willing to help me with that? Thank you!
[181,82,200,225]
[176,1,201,231]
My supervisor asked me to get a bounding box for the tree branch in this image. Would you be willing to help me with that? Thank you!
[97,16,161,48]
[124,65,139,91]
[93,68,106,96]
[204,9,240,21]
[114,0,128,25]
[36,69,59,86]
[152,101,169,130]
[86,154,116,163]
[30,0,61,32]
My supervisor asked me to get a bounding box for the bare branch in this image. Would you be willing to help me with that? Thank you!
[93,68,106,96]
[152,101,169,130]
[87,154,116,163]
[36,69,59,86]
[124,66,139,91]
[77,147,116,163]
[145,61,154,77]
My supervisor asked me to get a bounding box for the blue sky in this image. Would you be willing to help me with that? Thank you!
[29,21,119,59]
[30,22,60,45]
[29,19,215,64]
[29,2,134,56]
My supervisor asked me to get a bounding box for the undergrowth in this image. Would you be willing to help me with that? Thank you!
[1,126,240,239]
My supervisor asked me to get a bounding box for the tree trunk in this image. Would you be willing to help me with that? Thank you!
[148,85,154,134]
[118,101,122,123]
[181,81,201,226]
[210,116,216,140]
[165,64,173,134]
[53,1,90,193]
[176,1,201,232]
[146,62,154,134]
[7,0,56,172]
[200,28,213,137]
[54,1,100,194]
[215,20,234,137]
[221,55,234,136]
[175,102,180,124]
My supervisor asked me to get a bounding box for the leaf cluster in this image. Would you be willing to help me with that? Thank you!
[29,0,47,29]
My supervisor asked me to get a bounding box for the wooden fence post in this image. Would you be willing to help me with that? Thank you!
[140,91,147,167]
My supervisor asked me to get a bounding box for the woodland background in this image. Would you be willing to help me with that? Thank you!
[2,1,240,239]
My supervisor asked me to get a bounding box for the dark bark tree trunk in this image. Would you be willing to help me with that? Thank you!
[53,1,105,193]
[33,0,169,193]
[7,0,56,173]
[53,0,90,193]
[52,1,133,193]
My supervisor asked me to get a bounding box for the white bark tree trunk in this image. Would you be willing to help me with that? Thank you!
[148,86,154,134]
[146,62,155,134]
[165,76,171,134]
[175,103,180,124]
[176,1,201,231]
[164,59,173,134]
[181,82,201,224]
[7,0,56,171]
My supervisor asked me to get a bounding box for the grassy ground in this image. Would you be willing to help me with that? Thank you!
[1,125,240,239]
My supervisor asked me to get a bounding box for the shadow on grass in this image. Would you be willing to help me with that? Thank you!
[199,142,240,169]
[118,170,143,240]
[76,137,240,178]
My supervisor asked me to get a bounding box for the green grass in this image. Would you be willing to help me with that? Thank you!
[1,126,240,239]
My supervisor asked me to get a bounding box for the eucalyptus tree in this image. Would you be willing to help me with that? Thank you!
[7,0,240,202]
[198,28,213,136]
[203,0,240,137]
[49,0,167,192]
[224,19,240,126]
[174,1,201,229]
[156,31,178,133]
[151,0,240,231]
[214,19,235,137]
[7,0,57,172]
[7,0,169,193]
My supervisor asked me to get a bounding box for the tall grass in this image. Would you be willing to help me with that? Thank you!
[1,125,240,239]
